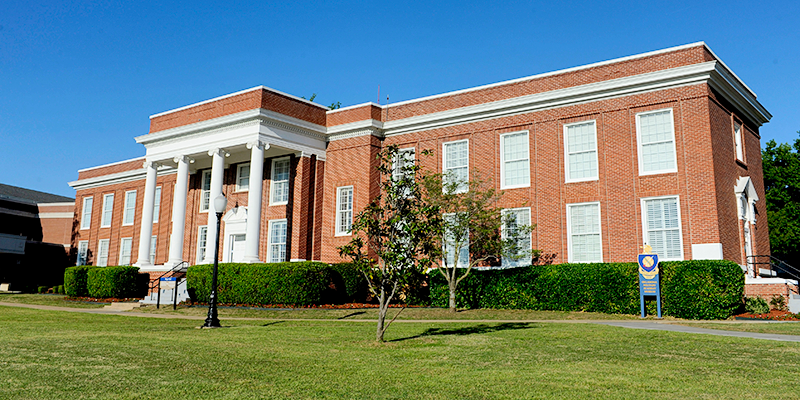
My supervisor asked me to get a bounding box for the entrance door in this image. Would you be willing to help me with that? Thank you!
[229,234,246,262]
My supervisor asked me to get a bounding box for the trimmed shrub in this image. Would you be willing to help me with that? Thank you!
[187,262,366,306]
[87,266,142,298]
[329,262,367,302]
[64,266,97,297]
[56,285,64,294]
[745,296,769,314]
[430,260,744,320]
[37,286,47,294]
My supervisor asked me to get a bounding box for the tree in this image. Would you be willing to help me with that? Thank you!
[421,172,536,313]
[338,145,441,342]
[762,132,800,267]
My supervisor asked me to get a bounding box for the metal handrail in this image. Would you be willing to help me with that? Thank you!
[747,255,800,281]
[149,261,189,310]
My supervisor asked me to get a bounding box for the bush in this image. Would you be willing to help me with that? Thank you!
[64,266,97,297]
[87,266,142,298]
[329,262,368,302]
[430,260,744,320]
[769,294,787,311]
[37,286,47,294]
[187,262,367,306]
[56,285,64,294]
[745,296,770,314]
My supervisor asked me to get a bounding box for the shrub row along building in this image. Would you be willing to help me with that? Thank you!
[70,42,786,294]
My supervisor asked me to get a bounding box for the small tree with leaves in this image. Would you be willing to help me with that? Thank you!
[422,172,536,312]
[338,145,441,342]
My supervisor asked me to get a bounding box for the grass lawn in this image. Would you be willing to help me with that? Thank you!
[674,321,800,336]
[1,306,799,399]
[0,294,106,309]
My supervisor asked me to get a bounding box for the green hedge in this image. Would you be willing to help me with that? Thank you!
[187,262,366,306]
[64,266,97,297]
[87,266,143,298]
[430,260,744,320]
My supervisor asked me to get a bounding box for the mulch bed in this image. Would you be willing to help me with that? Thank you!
[734,309,800,321]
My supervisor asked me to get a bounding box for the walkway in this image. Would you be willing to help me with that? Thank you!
[2,302,800,343]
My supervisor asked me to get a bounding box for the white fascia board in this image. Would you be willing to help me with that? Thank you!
[38,212,75,219]
[327,102,383,114]
[37,202,75,207]
[69,166,177,191]
[327,119,385,141]
[708,64,772,126]
[381,62,718,136]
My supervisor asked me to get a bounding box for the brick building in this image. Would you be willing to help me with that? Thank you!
[69,42,774,281]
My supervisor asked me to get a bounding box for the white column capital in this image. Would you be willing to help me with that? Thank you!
[173,155,194,165]
[143,160,161,169]
[208,148,230,158]
[246,140,270,151]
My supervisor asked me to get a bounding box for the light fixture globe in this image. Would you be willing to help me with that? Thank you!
[214,194,227,214]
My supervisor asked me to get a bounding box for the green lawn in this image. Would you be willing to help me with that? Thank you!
[674,321,800,336]
[0,294,105,309]
[1,306,799,399]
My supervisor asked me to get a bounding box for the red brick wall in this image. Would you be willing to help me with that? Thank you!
[38,204,74,245]
[78,158,144,180]
[744,282,799,301]
[327,104,384,127]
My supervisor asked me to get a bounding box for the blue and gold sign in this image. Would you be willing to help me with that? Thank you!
[638,244,662,318]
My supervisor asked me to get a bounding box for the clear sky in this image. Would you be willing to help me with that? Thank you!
[1,0,798,198]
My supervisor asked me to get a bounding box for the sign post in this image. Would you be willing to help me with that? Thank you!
[638,244,662,318]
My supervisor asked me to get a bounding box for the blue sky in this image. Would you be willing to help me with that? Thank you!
[1,0,798,197]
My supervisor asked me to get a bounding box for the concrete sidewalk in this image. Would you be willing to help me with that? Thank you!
[2,301,800,342]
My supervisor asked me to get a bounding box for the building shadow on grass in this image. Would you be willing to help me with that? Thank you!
[338,311,367,319]
[261,321,285,327]
[390,322,535,342]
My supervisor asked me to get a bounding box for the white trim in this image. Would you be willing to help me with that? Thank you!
[80,196,93,230]
[37,202,75,207]
[442,139,469,194]
[38,212,74,219]
[77,156,145,173]
[269,157,291,206]
[235,163,251,192]
[100,193,114,228]
[566,202,604,263]
[499,131,530,190]
[734,121,744,162]
[392,147,417,181]
[501,207,532,267]
[563,120,599,183]
[335,186,354,236]
[69,165,177,190]
[200,170,212,212]
[326,102,383,114]
[636,108,678,176]
[119,237,133,266]
[640,195,684,261]
[152,186,161,223]
[196,225,208,264]
[97,239,110,267]
[150,235,157,265]
[76,240,89,266]
[122,190,136,226]
[267,219,288,263]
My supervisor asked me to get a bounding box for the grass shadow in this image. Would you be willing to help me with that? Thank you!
[390,322,535,342]
[338,311,367,320]
[261,321,285,327]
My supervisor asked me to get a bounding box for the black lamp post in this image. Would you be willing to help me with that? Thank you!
[202,194,227,328]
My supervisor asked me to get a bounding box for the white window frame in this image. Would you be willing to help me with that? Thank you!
[80,197,93,230]
[200,170,212,212]
[122,190,136,226]
[196,226,208,264]
[100,193,114,228]
[97,239,110,267]
[392,147,416,181]
[636,108,678,176]
[236,163,251,192]
[335,186,354,236]
[119,237,133,266]
[267,219,288,263]
[270,157,291,205]
[150,235,157,265]
[563,120,599,183]
[501,207,532,268]
[640,195,684,261]
[500,131,530,189]
[566,202,604,263]
[734,121,744,162]
[442,139,469,194]
[153,186,161,223]
[443,212,469,268]
[76,240,89,266]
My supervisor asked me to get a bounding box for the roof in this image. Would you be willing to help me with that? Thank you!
[0,184,74,204]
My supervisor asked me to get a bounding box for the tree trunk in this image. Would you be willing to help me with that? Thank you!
[448,279,457,313]
[376,286,387,342]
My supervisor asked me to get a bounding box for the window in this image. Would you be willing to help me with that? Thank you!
[153,187,161,223]
[200,170,212,212]
[270,157,291,205]
[101,193,114,228]
[80,197,93,230]
[335,186,353,236]
[443,213,469,268]
[97,239,110,266]
[642,196,683,260]
[77,241,89,266]
[150,235,157,264]
[236,163,250,191]
[501,132,530,189]
[123,190,136,226]
[392,148,416,181]
[637,109,677,175]
[443,140,469,193]
[197,226,208,263]
[567,203,603,263]
[734,121,744,162]
[268,219,288,263]
[564,121,598,182]
[119,238,133,265]
[502,208,531,267]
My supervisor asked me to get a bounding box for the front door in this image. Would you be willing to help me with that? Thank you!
[229,234,246,263]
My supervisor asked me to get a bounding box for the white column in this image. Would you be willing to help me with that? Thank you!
[167,155,192,266]
[203,148,227,264]
[243,140,269,263]
[135,161,159,267]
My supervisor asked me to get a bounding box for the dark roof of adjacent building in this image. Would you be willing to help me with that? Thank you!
[0,184,74,204]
